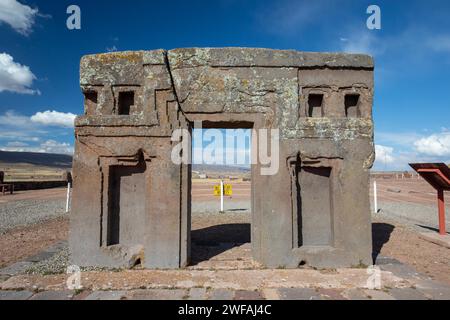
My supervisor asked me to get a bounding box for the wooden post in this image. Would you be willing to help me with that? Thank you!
[220,179,224,213]
[438,189,446,235]
[66,182,71,213]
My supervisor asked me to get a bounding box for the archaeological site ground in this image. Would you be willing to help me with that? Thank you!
[1,1,450,306]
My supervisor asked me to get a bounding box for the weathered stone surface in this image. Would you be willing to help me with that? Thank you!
[29,290,74,300]
[234,290,263,300]
[208,288,235,300]
[125,289,188,300]
[167,48,373,70]
[388,288,428,300]
[364,289,395,300]
[418,287,450,300]
[0,262,33,276]
[71,48,375,270]
[0,290,33,300]
[379,263,426,280]
[0,269,406,292]
[412,279,450,300]
[187,287,207,300]
[342,288,370,300]
[316,288,346,300]
[84,290,127,300]
[277,288,323,300]
[262,288,281,300]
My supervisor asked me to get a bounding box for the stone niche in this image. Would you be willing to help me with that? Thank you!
[70,48,375,269]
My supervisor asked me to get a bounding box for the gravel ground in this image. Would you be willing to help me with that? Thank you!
[0,198,68,234]
[372,200,450,233]
[192,200,250,213]
[25,246,70,275]
[24,211,252,275]
[4,196,448,279]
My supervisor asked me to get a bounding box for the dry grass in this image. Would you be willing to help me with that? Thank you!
[1,165,66,182]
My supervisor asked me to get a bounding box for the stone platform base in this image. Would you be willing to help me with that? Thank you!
[419,232,450,249]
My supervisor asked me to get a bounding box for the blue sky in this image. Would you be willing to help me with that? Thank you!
[1,0,450,170]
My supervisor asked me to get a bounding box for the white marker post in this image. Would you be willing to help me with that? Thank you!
[66,182,71,213]
[373,180,378,213]
[220,179,224,213]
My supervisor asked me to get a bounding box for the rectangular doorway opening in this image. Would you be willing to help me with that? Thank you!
[291,163,333,248]
[189,125,253,268]
[107,161,146,247]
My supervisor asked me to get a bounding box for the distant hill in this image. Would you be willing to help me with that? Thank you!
[192,164,250,174]
[0,151,72,169]
[0,150,252,173]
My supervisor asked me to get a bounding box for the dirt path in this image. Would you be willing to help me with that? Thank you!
[373,217,450,286]
[0,211,448,287]
[0,217,68,268]
[0,187,66,204]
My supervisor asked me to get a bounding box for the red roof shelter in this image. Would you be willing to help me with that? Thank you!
[409,163,450,235]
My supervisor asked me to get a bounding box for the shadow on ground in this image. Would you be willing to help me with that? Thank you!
[191,223,250,265]
[372,222,395,263]
[190,222,397,266]
[416,224,450,235]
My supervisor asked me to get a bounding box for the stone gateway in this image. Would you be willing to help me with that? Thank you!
[70,48,375,269]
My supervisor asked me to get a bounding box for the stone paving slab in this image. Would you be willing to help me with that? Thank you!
[0,242,448,300]
[277,288,323,300]
[0,290,34,300]
[187,288,208,300]
[84,291,127,300]
[125,289,188,300]
[374,256,402,265]
[388,288,428,300]
[418,287,450,300]
[316,288,346,300]
[30,290,74,300]
[0,268,407,292]
[208,289,235,300]
[26,251,55,263]
[412,279,450,300]
[234,290,263,300]
[379,263,426,281]
[0,261,33,276]
[2,286,449,300]
[341,289,370,300]
[262,289,281,300]
[363,289,395,300]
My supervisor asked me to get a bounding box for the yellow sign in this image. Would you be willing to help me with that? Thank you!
[224,184,232,196]
[214,184,233,196]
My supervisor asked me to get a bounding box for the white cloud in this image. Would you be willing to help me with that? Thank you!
[106,45,118,52]
[39,140,73,154]
[376,131,424,147]
[0,0,39,35]
[339,32,385,56]
[414,132,450,157]
[0,139,73,154]
[0,109,31,126]
[375,145,395,165]
[31,110,76,128]
[373,131,450,171]
[257,0,337,36]
[6,141,28,147]
[0,53,38,94]
[0,110,74,155]
[426,34,450,53]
